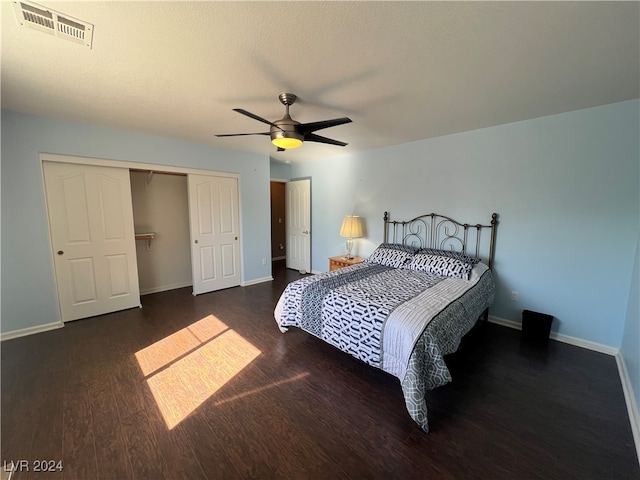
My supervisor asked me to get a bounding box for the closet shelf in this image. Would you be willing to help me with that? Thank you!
[135,232,155,241]
[135,232,155,251]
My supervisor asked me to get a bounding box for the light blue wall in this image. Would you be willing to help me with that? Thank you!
[2,102,638,353]
[1,110,272,334]
[622,232,640,414]
[269,159,292,180]
[292,100,639,349]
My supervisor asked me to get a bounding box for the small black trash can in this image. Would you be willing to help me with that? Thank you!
[522,310,554,342]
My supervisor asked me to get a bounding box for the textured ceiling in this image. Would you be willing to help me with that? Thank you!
[2,1,638,163]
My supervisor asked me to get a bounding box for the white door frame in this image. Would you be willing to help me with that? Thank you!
[39,153,244,319]
[270,178,288,262]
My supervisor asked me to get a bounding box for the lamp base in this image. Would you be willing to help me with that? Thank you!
[345,238,354,259]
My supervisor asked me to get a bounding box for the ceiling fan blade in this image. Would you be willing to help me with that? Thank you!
[233,108,282,129]
[304,133,348,147]
[301,117,352,134]
[215,132,270,137]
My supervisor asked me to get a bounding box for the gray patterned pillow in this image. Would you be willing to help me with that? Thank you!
[407,253,475,280]
[417,248,480,266]
[365,243,417,268]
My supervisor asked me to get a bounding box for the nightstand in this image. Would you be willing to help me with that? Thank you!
[329,255,365,271]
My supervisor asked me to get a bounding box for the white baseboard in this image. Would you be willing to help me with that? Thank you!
[488,314,638,462]
[487,315,619,355]
[550,331,620,356]
[616,352,640,465]
[0,321,64,342]
[487,315,521,330]
[140,281,192,296]
[242,276,273,287]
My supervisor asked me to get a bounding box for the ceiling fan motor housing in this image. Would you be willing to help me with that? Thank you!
[270,115,303,146]
[271,93,303,148]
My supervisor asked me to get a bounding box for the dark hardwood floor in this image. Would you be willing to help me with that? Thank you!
[2,260,638,479]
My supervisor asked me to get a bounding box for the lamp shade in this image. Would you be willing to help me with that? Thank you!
[339,215,363,239]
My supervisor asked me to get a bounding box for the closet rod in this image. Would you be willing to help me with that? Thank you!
[130,168,187,177]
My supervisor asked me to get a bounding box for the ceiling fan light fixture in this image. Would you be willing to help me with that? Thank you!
[271,132,303,149]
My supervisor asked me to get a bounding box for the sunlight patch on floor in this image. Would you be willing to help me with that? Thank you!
[211,372,310,407]
[135,314,261,429]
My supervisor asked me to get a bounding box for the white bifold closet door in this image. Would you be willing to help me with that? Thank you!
[188,174,241,295]
[43,161,141,322]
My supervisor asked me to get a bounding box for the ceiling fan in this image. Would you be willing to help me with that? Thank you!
[216,93,352,151]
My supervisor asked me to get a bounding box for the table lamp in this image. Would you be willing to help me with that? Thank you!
[339,215,364,259]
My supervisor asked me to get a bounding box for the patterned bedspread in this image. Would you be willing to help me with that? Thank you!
[274,262,495,432]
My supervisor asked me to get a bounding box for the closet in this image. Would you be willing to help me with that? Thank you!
[42,155,241,323]
[130,170,191,295]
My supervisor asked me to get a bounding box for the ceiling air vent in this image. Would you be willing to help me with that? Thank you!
[12,1,93,49]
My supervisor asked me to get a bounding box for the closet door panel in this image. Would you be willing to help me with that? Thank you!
[43,161,140,321]
[188,174,240,295]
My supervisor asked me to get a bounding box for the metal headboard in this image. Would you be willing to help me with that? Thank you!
[383,211,499,268]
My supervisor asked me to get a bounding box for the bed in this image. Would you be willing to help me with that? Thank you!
[274,211,498,431]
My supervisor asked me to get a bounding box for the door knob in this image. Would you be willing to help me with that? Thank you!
[194,240,199,244]
[57,250,64,255]
[302,230,309,234]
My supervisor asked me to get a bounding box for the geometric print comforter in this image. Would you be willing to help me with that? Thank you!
[274,262,495,432]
